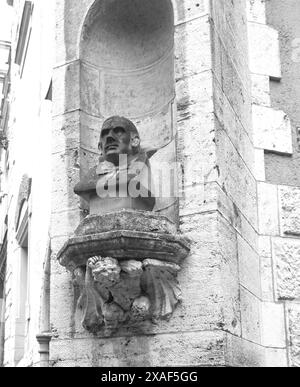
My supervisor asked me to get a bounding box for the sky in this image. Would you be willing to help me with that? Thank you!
[0,0,12,42]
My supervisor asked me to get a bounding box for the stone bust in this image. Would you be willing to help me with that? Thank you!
[98,116,141,166]
[74,116,156,214]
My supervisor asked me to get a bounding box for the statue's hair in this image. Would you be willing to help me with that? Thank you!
[101,116,139,138]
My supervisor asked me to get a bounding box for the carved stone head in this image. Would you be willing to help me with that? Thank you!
[98,116,141,166]
[74,115,156,213]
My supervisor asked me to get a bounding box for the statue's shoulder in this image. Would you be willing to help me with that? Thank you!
[74,165,98,197]
[74,159,117,199]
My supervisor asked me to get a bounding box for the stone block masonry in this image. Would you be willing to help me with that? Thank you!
[248,0,300,367]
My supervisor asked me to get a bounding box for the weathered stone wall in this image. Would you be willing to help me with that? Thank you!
[1,0,299,367]
[51,0,229,367]
[49,0,265,367]
[211,0,265,366]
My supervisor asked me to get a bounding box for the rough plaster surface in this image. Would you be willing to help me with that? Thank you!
[265,0,300,186]
[287,303,300,367]
[273,238,300,301]
[279,185,300,236]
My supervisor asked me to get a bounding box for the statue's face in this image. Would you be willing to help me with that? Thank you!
[99,125,132,165]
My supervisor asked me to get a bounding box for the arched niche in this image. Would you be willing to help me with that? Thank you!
[79,0,178,222]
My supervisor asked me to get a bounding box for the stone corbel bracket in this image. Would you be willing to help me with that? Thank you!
[57,210,190,334]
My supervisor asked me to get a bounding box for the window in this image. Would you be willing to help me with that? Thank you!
[15,1,33,77]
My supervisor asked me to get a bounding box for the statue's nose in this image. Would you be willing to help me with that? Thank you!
[106,133,116,144]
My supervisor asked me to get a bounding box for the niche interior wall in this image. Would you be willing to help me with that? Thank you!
[79,0,177,221]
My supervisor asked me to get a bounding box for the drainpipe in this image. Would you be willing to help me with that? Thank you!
[36,240,52,367]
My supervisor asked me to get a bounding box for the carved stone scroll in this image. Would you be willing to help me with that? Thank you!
[73,255,182,333]
[58,210,190,334]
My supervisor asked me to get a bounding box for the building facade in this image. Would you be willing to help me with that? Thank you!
[0,0,299,367]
